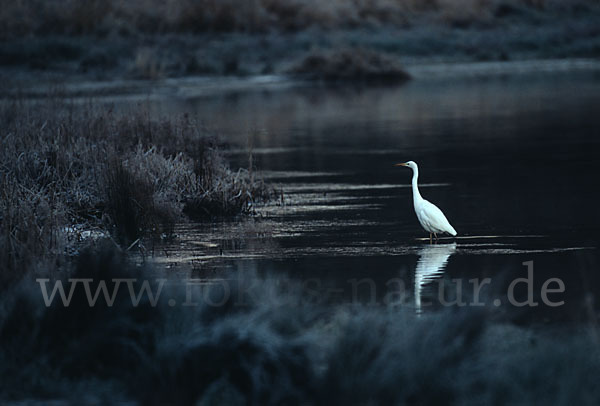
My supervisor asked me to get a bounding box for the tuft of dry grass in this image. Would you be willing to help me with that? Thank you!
[0,174,67,286]
[104,159,158,244]
[184,150,270,219]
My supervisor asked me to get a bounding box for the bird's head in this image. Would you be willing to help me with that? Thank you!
[394,160,418,170]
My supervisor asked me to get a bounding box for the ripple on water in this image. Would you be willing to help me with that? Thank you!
[150,166,595,303]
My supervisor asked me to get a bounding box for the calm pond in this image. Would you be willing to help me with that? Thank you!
[119,68,599,323]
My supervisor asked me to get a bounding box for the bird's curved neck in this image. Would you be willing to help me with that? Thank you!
[411,168,423,203]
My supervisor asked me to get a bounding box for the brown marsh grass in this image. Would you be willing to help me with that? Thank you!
[0,0,589,38]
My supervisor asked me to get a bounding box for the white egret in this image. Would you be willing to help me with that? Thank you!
[395,161,457,243]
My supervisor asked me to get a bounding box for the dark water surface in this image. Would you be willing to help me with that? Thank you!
[132,70,600,323]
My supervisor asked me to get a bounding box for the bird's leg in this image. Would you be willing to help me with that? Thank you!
[434,233,438,243]
[429,233,432,244]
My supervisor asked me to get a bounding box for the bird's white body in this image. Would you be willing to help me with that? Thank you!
[400,161,457,238]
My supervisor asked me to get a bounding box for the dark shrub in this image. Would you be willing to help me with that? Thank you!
[288,48,411,83]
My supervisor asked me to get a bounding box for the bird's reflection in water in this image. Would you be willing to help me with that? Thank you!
[415,243,456,314]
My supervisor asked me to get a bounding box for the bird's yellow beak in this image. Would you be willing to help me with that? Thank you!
[394,163,408,167]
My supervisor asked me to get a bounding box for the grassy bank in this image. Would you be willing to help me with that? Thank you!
[0,100,270,285]
[0,0,599,82]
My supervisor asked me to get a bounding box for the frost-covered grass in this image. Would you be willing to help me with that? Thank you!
[0,100,270,284]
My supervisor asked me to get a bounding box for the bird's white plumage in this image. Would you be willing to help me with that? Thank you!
[416,199,456,235]
[398,161,457,238]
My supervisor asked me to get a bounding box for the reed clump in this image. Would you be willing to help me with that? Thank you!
[0,100,270,281]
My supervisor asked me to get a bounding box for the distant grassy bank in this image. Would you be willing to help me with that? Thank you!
[0,100,270,285]
[1,0,599,82]
[2,0,597,37]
